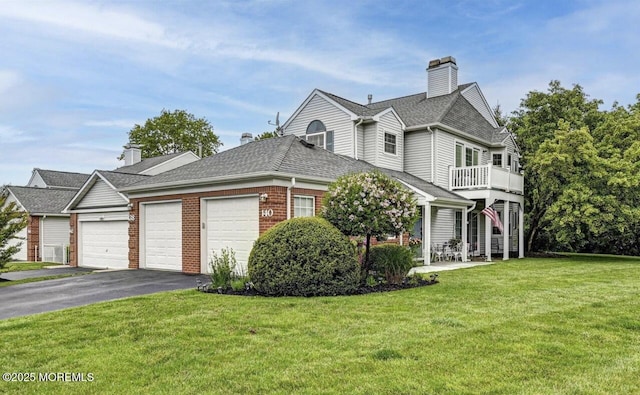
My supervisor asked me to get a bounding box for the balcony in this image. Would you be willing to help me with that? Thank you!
[449,164,523,194]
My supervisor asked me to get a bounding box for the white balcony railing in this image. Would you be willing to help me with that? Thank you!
[449,164,523,193]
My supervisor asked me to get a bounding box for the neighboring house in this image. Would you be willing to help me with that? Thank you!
[111,134,471,274]
[282,56,524,263]
[64,144,200,269]
[2,186,79,262]
[2,169,89,262]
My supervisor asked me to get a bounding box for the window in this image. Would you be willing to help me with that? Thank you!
[454,211,463,240]
[305,120,334,152]
[384,132,397,155]
[507,154,512,170]
[492,153,502,167]
[455,142,479,167]
[306,133,325,148]
[294,196,315,217]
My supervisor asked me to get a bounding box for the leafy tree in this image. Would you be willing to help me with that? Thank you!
[254,130,279,141]
[126,109,222,159]
[493,103,509,127]
[321,171,418,279]
[508,81,603,252]
[0,193,28,268]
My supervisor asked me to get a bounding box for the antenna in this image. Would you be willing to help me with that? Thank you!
[268,112,283,136]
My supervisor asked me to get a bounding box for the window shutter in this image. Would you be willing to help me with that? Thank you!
[326,131,334,152]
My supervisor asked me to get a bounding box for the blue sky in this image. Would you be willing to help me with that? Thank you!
[1,0,639,185]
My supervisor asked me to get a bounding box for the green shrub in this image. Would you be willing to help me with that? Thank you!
[209,247,237,289]
[248,217,360,296]
[369,244,414,284]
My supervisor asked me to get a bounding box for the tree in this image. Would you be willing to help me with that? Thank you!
[0,193,28,268]
[126,109,222,159]
[508,81,603,252]
[254,130,279,141]
[321,171,418,280]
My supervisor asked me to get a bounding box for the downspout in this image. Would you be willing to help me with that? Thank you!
[353,118,364,160]
[427,126,435,182]
[286,177,296,219]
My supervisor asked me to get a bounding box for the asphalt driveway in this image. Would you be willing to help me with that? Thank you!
[0,269,209,320]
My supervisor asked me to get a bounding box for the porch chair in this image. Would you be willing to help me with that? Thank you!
[431,243,444,262]
[452,242,463,262]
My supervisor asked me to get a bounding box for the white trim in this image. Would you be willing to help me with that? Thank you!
[383,130,398,156]
[293,195,315,217]
[306,131,326,149]
[138,151,201,175]
[282,89,358,132]
[372,107,406,129]
[63,170,129,212]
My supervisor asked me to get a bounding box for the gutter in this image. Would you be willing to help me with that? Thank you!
[353,118,365,160]
[286,177,296,219]
[427,126,435,182]
[407,122,505,148]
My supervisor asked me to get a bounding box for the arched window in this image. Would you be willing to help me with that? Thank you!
[306,120,326,134]
[304,120,333,152]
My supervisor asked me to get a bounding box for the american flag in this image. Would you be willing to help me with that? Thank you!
[481,206,503,233]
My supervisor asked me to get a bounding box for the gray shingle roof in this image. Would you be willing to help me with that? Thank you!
[114,152,187,174]
[34,169,90,189]
[123,135,469,203]
[6,186,77,214]
[320,86,503,144]
[97,171,150,189]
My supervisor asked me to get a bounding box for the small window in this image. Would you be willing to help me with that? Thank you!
[492,154,502,167]
[455,143,464,167]
[306,120,326,134]
[294,196,315,217]
[507,154,512,170]
[384,132,396,155]
[455,211,463,240]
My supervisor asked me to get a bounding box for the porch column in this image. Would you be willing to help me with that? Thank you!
[485,199,492,262]
[462,209,468,262]
[519,203,525,258]
[503,200,510,261]
[423,203,431,265]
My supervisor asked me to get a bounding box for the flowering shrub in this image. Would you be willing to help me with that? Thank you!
[321,171,418,279]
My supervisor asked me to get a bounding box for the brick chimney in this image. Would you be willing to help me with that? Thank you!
[123,143,142,166]
[427,56,458,98]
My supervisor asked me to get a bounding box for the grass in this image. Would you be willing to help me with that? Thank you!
[1,255,639,394]
[0,261,62,273]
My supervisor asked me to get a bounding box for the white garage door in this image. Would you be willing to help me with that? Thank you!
[144,202,182,271]
[10,227,27,261]
[205,196,259,274]
[80,221,129,269]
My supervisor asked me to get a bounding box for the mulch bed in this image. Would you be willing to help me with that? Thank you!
[198,276,439,297]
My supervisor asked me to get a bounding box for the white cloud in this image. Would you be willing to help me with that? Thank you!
[84,119,140,129]
[0,125,36,144]
[0,1,185,49]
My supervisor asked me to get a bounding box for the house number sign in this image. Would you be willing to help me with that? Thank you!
[261,209,274,217]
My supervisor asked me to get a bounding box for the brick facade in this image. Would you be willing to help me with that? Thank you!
[27,216,40,261]
[129,185,327,274]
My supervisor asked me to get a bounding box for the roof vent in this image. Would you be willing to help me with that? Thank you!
[240,132,253,145]
[367,94,373,105]
[300,139,315,148]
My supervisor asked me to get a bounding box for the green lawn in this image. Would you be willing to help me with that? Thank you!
[1,255,639,394]
[0,261,62,273]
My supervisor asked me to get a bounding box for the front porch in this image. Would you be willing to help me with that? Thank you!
[449,164,523,194]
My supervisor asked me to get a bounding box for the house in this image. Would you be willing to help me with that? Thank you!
[281,56,524,263]
[110,134,471,274]
[2,169,90,262]
[64,144,200,269]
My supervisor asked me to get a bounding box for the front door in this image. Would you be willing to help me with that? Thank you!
[467,212,479,256]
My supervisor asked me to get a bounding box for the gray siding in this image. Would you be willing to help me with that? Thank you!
[362,123,377,164]
[428,67,455,98]
[284,94,353,156]
[431,207,455,245]
[376,112,403,171]
[404,130,432,182]
[434,129,455,188]
[142,154,199,175]
[356,124,364,160]
[461,85,498,127]
[28,172,46,188]
[76,179,127,209]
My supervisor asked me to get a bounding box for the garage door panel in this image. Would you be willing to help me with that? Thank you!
[81,221,128,269]
[144,202,182,271]
[205,196,259,274]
